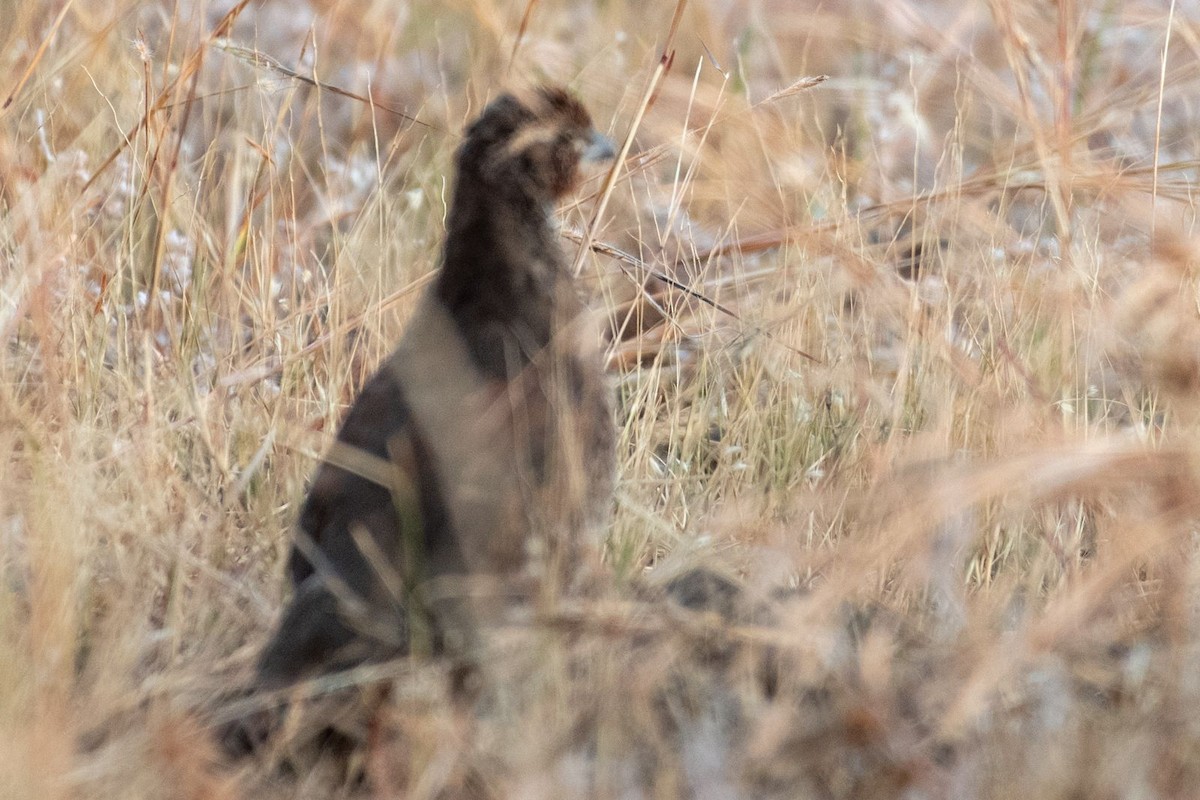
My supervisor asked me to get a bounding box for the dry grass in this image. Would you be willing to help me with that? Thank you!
[4,0,1200,797]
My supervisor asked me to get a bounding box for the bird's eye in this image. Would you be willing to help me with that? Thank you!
[554,134,576,156]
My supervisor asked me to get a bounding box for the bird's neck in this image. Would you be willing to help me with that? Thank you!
[442,183,558,279]
[433,178,574,378]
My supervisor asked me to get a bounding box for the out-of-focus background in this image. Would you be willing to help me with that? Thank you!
[3,0,1200,797]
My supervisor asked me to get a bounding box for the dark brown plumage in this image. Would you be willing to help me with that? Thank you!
[254,86,617,690]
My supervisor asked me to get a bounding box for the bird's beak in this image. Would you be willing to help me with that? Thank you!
[582,131,616,163]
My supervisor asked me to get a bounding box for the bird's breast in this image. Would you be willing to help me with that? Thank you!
[389,294,600,577]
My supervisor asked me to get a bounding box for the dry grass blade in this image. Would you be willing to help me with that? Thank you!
[508,0,541,75]
[569,0,688,278]
[755,74,829,106]
[1,0,75,112]
[82,0,255,192]
[1151,0,1180,235]
[213,40,437,131]
[564,230,820,363]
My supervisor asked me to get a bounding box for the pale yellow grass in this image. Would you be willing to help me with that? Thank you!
[3,0,1200,797]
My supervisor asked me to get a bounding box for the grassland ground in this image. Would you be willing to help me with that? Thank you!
[3,1,1200,797]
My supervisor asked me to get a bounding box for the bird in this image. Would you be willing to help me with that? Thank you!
[253,85,618,691]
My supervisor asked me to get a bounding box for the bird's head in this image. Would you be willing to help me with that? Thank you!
[459,85,615,203]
